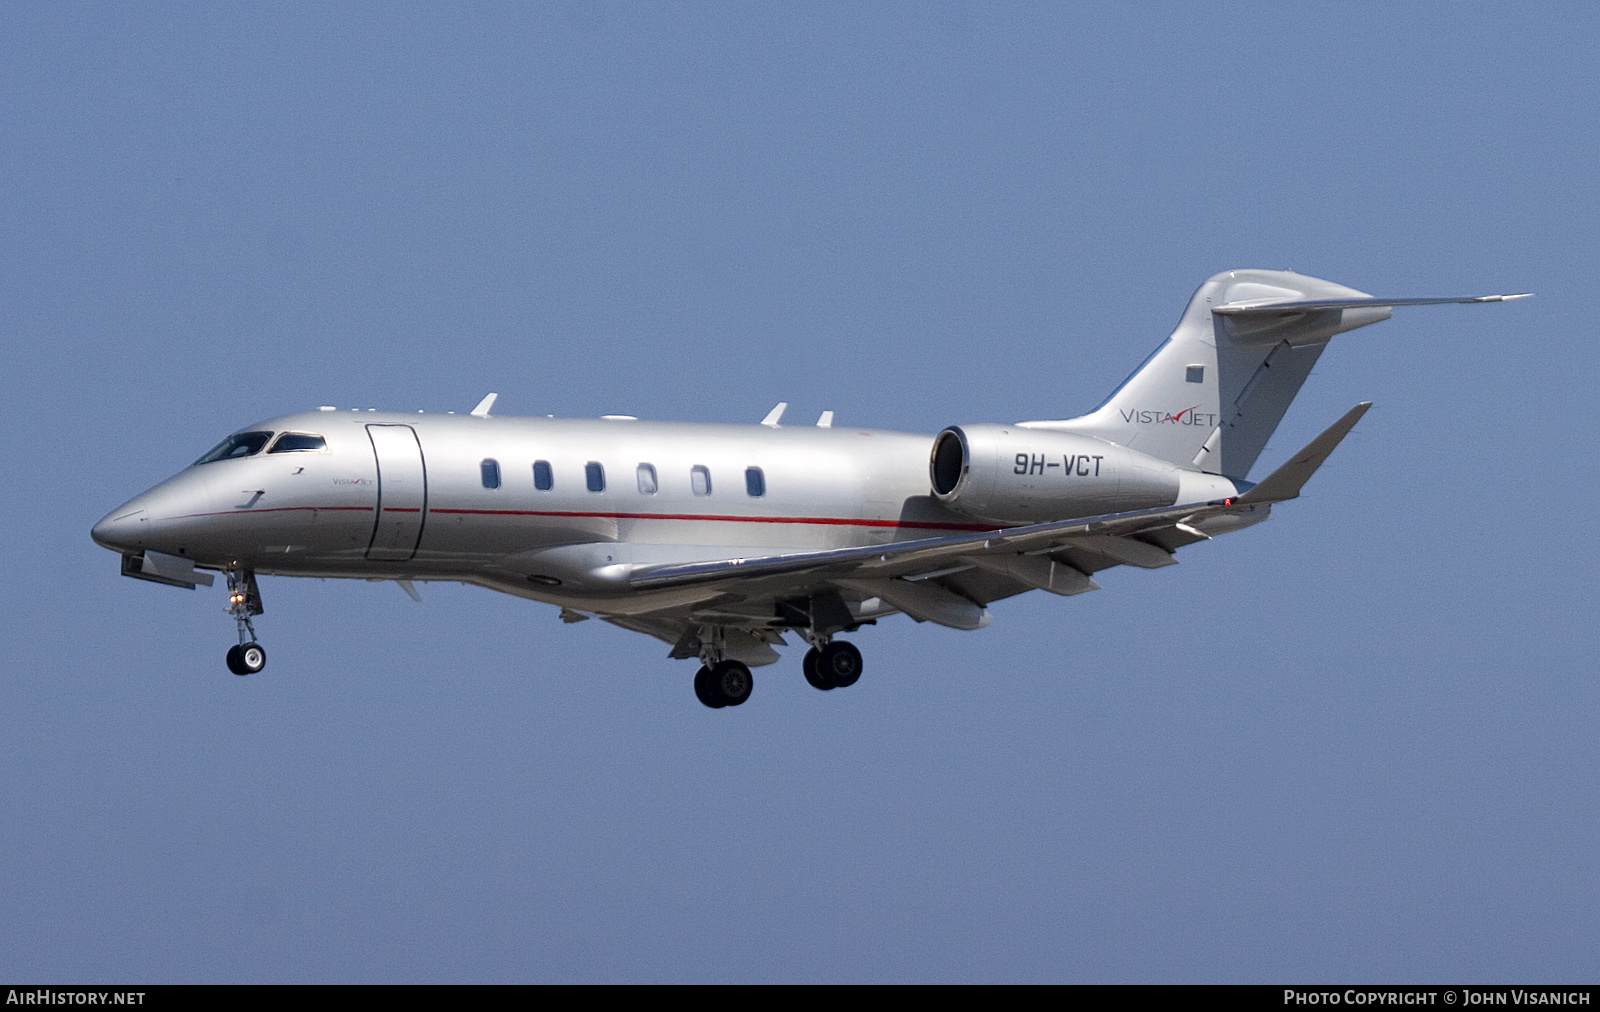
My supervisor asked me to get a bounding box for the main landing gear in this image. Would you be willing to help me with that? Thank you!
[694,660,753,708]
[802,640,862,692]
[685,627,864,708]
[223,569,266,676]
[689,627,756,709]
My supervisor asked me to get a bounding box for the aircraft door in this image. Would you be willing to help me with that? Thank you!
[366,424,427,561]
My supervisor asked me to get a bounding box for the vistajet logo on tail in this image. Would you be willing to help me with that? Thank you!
[1120,406,1217,427]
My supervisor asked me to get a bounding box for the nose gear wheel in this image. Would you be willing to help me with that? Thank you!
[226,642,266,675]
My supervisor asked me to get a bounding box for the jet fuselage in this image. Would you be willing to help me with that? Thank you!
[92,408,1226,614]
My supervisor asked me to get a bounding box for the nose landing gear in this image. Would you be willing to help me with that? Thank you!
[223,569,266,676]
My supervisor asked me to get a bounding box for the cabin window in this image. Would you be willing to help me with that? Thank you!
[745,466,766,497]
[268,432,326,454]
[533,460,553,490]
[481,459,501,489]
[690,465,711,496]
[636,463,658,495]
[194,431,273,465]
[585,461,605,493]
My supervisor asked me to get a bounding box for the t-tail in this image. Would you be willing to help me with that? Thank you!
[1019,269,1530,480]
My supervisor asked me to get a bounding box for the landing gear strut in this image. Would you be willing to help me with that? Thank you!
[223,569,265,676]
[803,639,862,691]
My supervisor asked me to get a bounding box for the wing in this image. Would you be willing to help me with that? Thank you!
[630,498,1228,592]
[600,404,1368,648]
[1238,402,1370,504]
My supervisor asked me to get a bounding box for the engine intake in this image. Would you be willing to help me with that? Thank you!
[930,428,967,497]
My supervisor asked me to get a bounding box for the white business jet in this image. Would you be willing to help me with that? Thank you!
[92,270,1528,707]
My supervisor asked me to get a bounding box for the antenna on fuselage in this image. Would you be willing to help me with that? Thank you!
[760,402,787,427]
[470,393,498,418]
[816,411,834,428]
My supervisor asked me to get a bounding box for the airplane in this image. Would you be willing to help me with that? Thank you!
[91,269,1529,708]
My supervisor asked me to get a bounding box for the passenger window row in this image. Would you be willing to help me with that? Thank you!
[479,459,765,497]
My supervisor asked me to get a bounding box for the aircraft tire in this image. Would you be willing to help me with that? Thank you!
[225,645,246,675]
[693,665,727,708]
[802,647,834,690]
[819,641,862,688]
[238,642,266,675]
[712,660,753,707]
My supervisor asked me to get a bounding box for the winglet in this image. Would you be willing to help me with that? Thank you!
[470,393,498,418]
[761,402,788,427]
[1239,402,1372,504]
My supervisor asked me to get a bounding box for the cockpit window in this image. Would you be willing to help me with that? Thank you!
[268,433,327,454]
[194,431,273,465]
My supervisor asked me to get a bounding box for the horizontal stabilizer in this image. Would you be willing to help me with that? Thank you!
[1039,270,1528,482]
[1239,402,1371,505]
[1213,293,1532,316]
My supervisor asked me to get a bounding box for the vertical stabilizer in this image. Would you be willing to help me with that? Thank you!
[1019,270,1391,479]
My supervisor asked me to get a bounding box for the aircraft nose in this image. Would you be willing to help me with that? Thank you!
[91,504,147,552]
[92,471,220,557]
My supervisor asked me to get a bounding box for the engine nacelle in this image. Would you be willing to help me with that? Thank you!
[929,424,1184,524]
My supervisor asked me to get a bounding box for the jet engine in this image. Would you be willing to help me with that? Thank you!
[929,424,1183,524]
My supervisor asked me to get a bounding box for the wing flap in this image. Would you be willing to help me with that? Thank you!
[961,553,1099,596]
[835,578,992,630]
[1065,533,1177,569]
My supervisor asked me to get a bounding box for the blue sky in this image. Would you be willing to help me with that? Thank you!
[2,3,1595,982]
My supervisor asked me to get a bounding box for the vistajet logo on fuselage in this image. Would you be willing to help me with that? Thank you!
[1120,406,1217,427]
